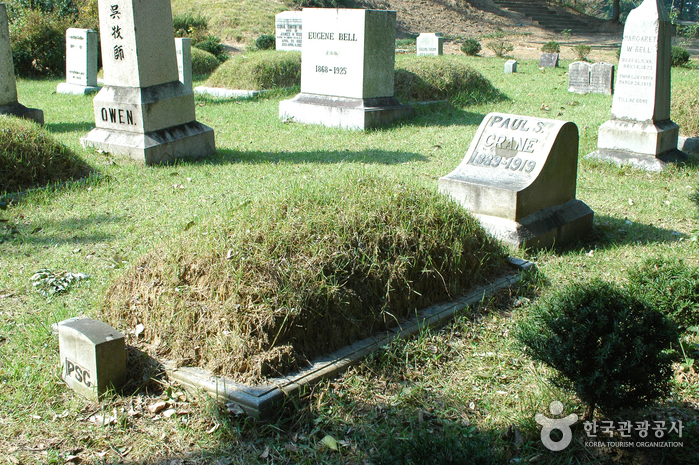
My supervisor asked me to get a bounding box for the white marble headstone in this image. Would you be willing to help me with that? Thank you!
[176,37,192,90]
[57,28,100,95]
[275,11,303,51]
[416,33,443,56]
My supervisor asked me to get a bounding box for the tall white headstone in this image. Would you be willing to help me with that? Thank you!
[275,11,303,51]
[57,28,100,95]
[81,0,215,165]
[439,113,593,249]
[0,3,43,124]
[176,37,192,90]
[589,0,684,170]
[279,8,413,130]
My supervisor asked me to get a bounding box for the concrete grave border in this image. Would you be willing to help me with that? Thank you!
[166,257,535,418]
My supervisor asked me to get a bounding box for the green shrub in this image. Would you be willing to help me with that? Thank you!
[671,46,690,67]
[194,35,227,63]
[394,55,504,106]
[460,37,481,56]
[628,257,699,330]
[173,12,210,44]
[191,47,220,76]
[541,41,560,53]
[486,39,514,58]
[254,34,275,51]
[517,280,678,420]
[9,9,70,77]
[0,117,92,194]
[571,44,591,61]
[205,50,300,90]
[103,176,507,382]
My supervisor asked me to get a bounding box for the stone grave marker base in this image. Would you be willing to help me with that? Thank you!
[587,147,689,172]
[473,199,594,249]
[57,82,100,95]
[279,93,414,130]
[0,102,44,125]
[597,119,679,157]
[81,121,214,165]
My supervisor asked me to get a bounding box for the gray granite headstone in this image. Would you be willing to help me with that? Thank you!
[58,318,127,401]
[538,53,559,68]
[279,8,413,130]
[57,28,100,95]
[439,112,593,249]
[568,61,591,93]
[0,3,43,124]
[81,0,215,165]
[416,33,443,56]
[589,0,684,171]
[176,37,192,90]
[275,11,303,51]
[504,59,517,73]
[590,62,614,95]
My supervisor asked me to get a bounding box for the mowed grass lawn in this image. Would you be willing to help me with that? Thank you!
[1,56,699,464]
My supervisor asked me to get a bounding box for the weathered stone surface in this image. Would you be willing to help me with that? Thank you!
[416,33,443,56]
[0,3,43,124]
[176,38,192,90]
[590,62,614,95]
[590,0,684,170]
[57,28,100,95]
[568,62,591,94]
[280,8,413,129]
[275,11,303,51]
[82,0,214,164]
[504,59,517,73]
[538,53,559,68]
[58,318,127,401]
[439,112,593,249]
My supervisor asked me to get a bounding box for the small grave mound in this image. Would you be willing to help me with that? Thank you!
[103,176,508,383]
[0,117,92,194]
[204,50,301,90]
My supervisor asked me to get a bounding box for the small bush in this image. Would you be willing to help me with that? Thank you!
[628,257,699,330]
[671,46,690,67]
[194,36,227,63]
[517,280,678,420]
[254,34,275,51]
[191,47,220,76]
[173,12,210,44]
[541,41,561,53]
[0,117,92,194]
[486,40,514,58]
[460,37,481,56]
[394,55,505,106]
[205,51,300,90]
[571,44,591,61]
[9,9,71,77]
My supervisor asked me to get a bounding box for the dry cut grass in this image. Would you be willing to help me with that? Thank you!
[102,176,508,383]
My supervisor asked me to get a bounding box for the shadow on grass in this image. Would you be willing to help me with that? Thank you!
[189,148,431,166]
[0,213,121,248]
[45,121,95,134]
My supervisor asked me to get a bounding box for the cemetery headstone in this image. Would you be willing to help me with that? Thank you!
[538,53,559,68]
[176,38,192,90]
[58,318,127,401]
[504,59,517,73]
[279,8,414,130]
[81,0,215,165]
[567,61,590,94]
[275,11,303,51]
[57,28,100,95]
[0,3,44,124]
[439,112,593,249]
[590,62,614,95]
[589,0,684,171]
[416,33,443,56]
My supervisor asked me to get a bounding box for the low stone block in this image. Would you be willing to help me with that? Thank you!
[504,59,517,73]
[439,112,593,249]
[58,318,127,401]
[0,102,44,125]
[56,83,100,95]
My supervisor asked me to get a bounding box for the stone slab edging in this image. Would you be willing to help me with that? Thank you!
[165,257,535,418]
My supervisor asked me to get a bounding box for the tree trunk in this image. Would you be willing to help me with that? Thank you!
[612,0,621,23]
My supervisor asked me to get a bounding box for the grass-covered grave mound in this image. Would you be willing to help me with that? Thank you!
[103,176,508,383]
[204,50,301,90]
[394,55,505,106]
[0,117,92,194]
